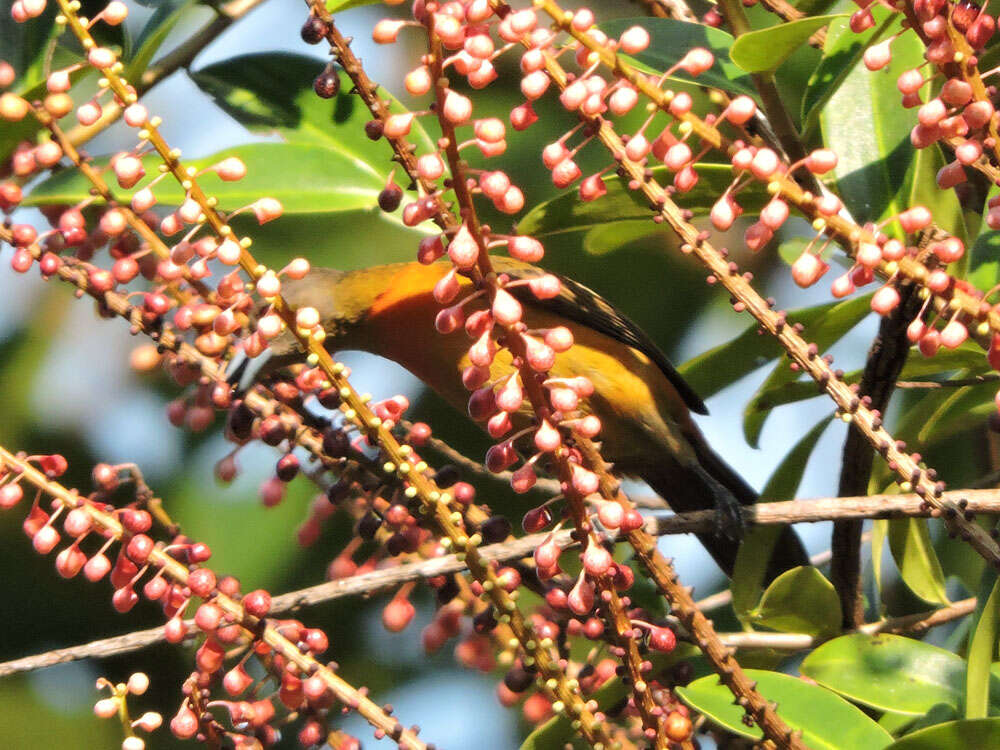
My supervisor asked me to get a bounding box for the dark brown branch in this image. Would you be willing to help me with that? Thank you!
[833,266,923,628]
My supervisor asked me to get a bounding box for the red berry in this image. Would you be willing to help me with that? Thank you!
[649,625,677,652]
[243,589,272,618]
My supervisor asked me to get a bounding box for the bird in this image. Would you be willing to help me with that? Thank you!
[257,257,808,579]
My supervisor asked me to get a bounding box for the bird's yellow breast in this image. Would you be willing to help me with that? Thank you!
[338,263,698,470]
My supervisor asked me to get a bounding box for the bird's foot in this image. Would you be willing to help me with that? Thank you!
[714,493,746,543]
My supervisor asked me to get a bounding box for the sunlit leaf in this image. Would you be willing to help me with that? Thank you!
[517,164,767,239]
[750,566,842,638]
[886,718,1000,749]
[819,21,924,232]
[677,669,892,748]
[802,633,967,715]
[888,517,950,606]
[731,415,833,620]
[743,293,873,447]
[600,18,758,98]
[679,295,866,400]
[731,15,844,73]
[967,572,1000,719]
[25,142,383,215]
[802,9,899,135]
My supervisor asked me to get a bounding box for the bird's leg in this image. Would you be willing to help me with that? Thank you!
[699,468,746,542]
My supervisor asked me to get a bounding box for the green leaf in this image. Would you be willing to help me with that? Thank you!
[679,295,862,400]
[599,18,758,98]
[802,9,899,135]
[731,15,845,73]
[886,718,1000,749]
[730,527,784,622]
[872,518,888,610]
[582,221,668,256]
[967,183,1000,286]
[968,228,1000,290]
[517,164,768,239]
[743,293,874,447]
[25,142,384,214]
[888,517,950,606]
[731,415,834,620]
[171,469,311,586]
[748,344,987,415]
[764,414,836,502]
[879,710,919,736]
[917,385,996,446]
[967,572,1000,719]
[750,566,842,638]
[190,53,434,176]
[326,0,380,12]
[125,0,199,81]
[677,669,893,748]
[802,633,967,715]
[819,24,925,231]
[906,143,968,248]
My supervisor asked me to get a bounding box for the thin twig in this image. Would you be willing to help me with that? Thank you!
[0,447,426,750]
[4,490,992,677]
[63,0,268,148]
[897,374,1000,389]
[716,596,977,650]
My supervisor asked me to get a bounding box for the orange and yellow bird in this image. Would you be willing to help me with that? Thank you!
[263,257,807,578]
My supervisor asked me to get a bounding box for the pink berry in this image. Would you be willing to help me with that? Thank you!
[805,148,838,174]
[940,320,968,348]
[863,39,892,70]
[618,26,650,54]
[680,48,714,76]
[871,285,901,315]
[791,252,829,288]
[725,96,756,125]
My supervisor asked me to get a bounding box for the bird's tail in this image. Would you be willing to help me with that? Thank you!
[638,442,808,581]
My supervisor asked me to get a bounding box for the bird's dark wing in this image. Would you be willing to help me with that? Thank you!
[498,260,709,415]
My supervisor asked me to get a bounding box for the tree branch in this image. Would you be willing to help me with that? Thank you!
[5,491,994,679]
[833,270,923,627]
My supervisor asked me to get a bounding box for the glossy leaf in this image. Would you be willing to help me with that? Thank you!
[126,0,199,81]
[886,718,1000,749]
[677,669,893,748]
[819,21,925,231]
[888,517,950,606]
[731,16,844,73]
[582,220,668,256]
[748,344,987,415]
[801,633,965,715]
[917,385,995,446]
[517,164,768,239]
[967,572,1000,719]
[802,9,899,135]
[679,295,864,400]
[25,142,383,214]
[750,566,842,638]
[870,385,971,489]
[743,293,874,447]
[599,18,757,98]
[872,519,888,609]
[968,184,1000,288]
[326,0,381,11]
[191,53,434,173]
[730,527,784,621]
[906,143,968,248]
[731,415,834,619]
